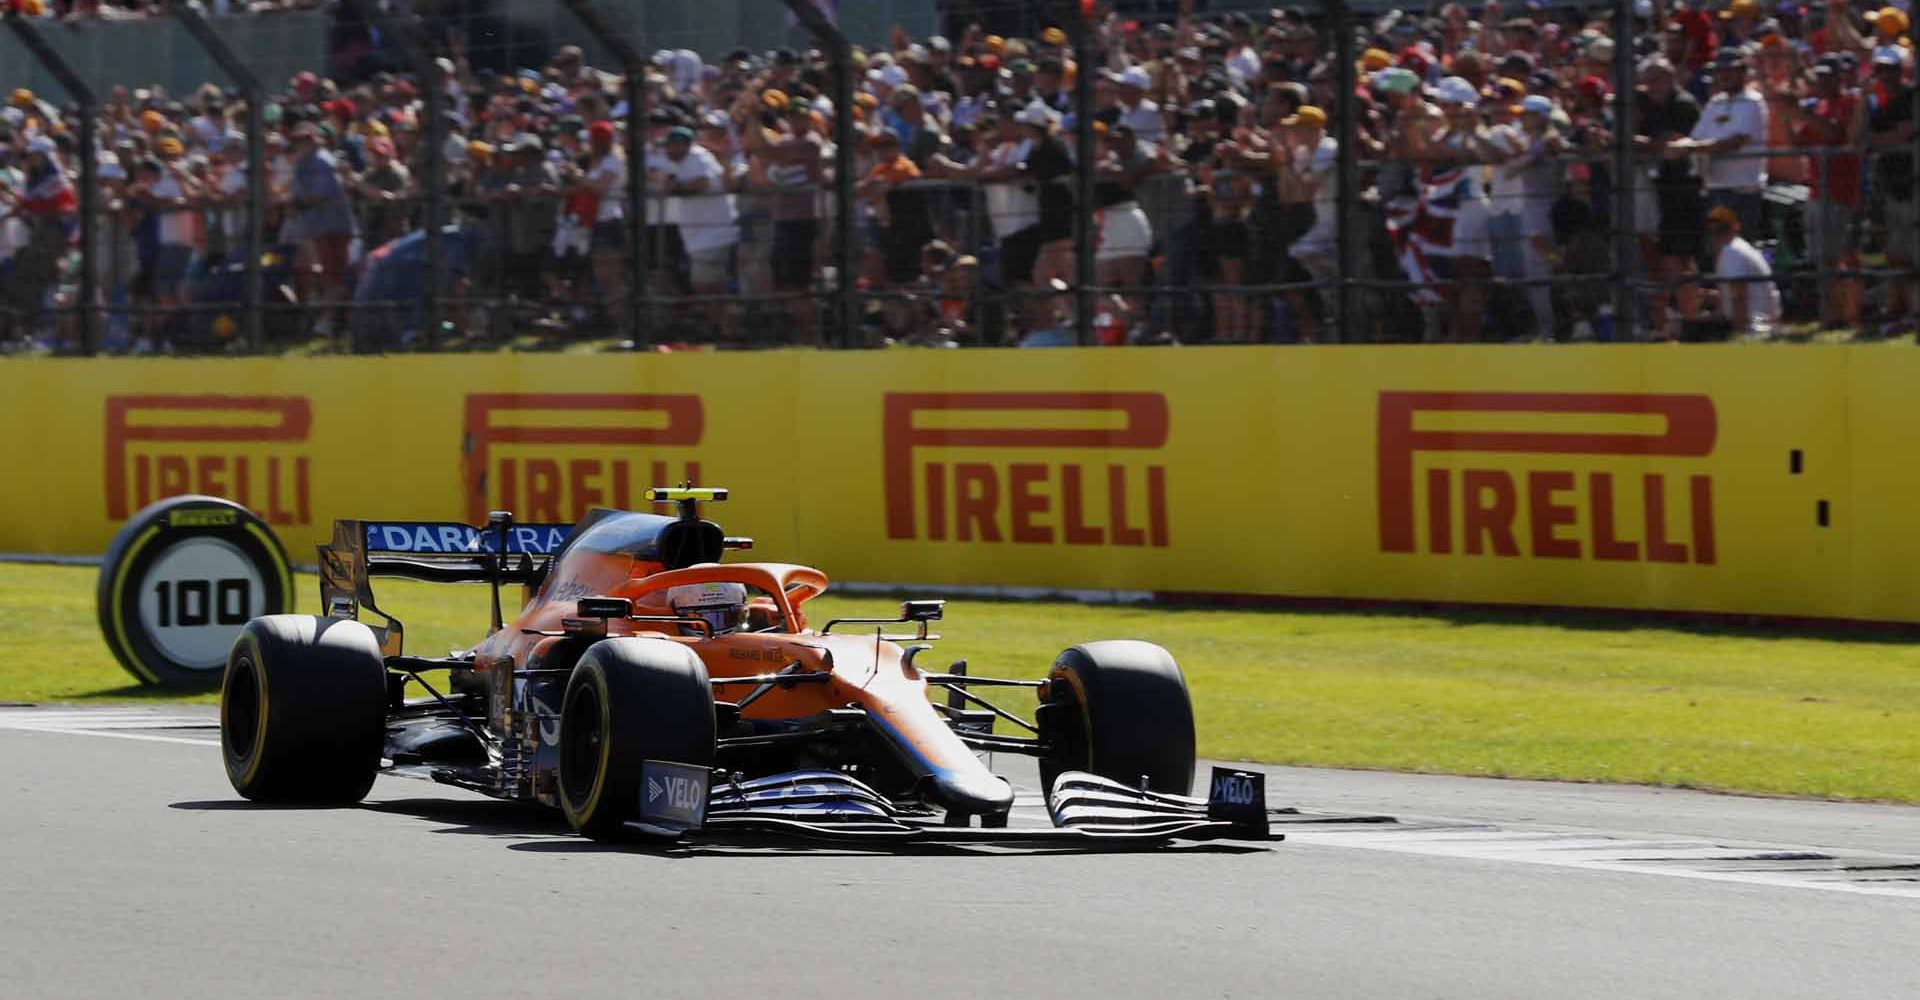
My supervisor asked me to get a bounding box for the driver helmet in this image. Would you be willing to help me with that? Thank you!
[667,582,748,635]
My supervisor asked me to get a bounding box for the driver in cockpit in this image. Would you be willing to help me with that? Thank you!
[667,582,749,636]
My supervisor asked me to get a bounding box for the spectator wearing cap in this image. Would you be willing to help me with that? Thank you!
[857,130,932,341]
[286,124,356,336]
[575,119,631,334]
[470,138,522,305]
[87,140,139,338]
[1235,82,1310,338]
[1705,204,1780,337]
[658,125,738,337]
[1029,58,1070,116]
[1864,44,1916,334]
[638,110,683,267]
[1671,48,1769,239]
[1090,122,1169,340]
[1756,35,1813,188]
[1198,103,1259,342]
[1273,104,1339,343]
[1225,13,1263,84]
[972,100,1075,336]
[1500,17,1542,59]
[1427,75,1508,343]
[882,84,945,169]
[1002,58,1037,106]
[1115,66,1166,145]
[1719,0,1766,46]
[350,134,416,251]
[197,133,242,268]
[496,135,560,306]
[1375,66,1438,207]
[142,133,204,330]
[1498,94,1568,340]
[1635,56,1706,335]
[1,135,74,344]
[742,95,826,344]
[1781,59,1868,329]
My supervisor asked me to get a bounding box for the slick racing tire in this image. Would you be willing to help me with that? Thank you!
[1037,641,1196,796]
[221,615,388,804]
[558,639,716,840]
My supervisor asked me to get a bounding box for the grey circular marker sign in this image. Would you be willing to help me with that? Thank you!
[97,495,293,689]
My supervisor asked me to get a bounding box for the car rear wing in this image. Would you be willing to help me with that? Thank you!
[318,516,575,656]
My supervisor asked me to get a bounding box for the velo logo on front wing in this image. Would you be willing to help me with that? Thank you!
[1377,391,1718,563]
[461,393,704,524]
[105,395,313,525]
[883,392,1170,547]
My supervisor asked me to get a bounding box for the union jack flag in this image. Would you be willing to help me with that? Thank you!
[1385,167,1470,305]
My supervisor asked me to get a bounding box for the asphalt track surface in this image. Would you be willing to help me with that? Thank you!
[3,706,1917,1000]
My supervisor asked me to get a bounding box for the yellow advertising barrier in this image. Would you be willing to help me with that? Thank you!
[3,346,1916,624]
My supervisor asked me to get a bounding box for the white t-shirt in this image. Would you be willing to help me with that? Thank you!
[1691,88,1769,191]
[984,138,1039,237]
[1292,137,1340,254]
[152,173,198,247]
[588,152,626,223]
[1715,236,1780,322]
[1227,46,1261,84]
[662,146,737,252]
[219,165,248,242]
[0,215,27,265]
[1119,100,1165,144]
[189,115,223,147]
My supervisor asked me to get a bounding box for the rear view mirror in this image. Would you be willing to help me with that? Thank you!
[901,600,945,622]
[576,597,634,619]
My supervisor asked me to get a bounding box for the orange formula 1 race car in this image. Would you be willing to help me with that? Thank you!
[218,489,1274,844]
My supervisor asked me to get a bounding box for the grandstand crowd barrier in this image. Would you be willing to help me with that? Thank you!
[3,344,1917,626]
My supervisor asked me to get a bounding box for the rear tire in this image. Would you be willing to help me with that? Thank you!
[1037,640,1196,795]
[557,638,716,840]
[221,615,388,803]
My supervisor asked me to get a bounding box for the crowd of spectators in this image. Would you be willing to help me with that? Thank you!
[2,0,321,20]
[0,0,1915,351]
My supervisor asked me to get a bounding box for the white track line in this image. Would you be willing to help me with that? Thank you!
[6,709,1916,897]
[6,726,220,748]
[0,709,220,747]
[1282,826,1920,899]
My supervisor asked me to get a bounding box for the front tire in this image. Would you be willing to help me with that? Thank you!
[557,638,716,840]
[221,615,388,803]
[1037,640,1196,795]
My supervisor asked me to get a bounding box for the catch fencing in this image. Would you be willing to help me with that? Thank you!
[2,0,1915,352]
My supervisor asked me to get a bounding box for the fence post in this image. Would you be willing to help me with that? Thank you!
[1911,76,1919,332]
[1331,0,1356,343]
[783,0,856,348]
[5,12,97,355]
[553,0,647,342]
[339,0,443,349]
[1070,13,1095,347]
[1610,0,1637,342]
[171,2,266,352]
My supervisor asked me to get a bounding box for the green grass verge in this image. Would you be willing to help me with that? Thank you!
[6,563,1918,802]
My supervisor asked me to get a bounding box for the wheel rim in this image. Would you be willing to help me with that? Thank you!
[559,680,606,814]
[222,653,262,766]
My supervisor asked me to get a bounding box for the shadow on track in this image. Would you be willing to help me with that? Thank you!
[172,799,362,812]
[176,795,1270,858]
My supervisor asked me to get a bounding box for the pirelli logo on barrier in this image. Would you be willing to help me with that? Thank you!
[105,395,313,525]
[1378,391,1718,563]
[462,393,703,524]
[883,392,1170,547]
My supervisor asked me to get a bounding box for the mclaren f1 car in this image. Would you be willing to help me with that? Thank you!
[218,488,1274,843]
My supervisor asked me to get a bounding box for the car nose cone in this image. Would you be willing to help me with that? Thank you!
[932,768,1015,814]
